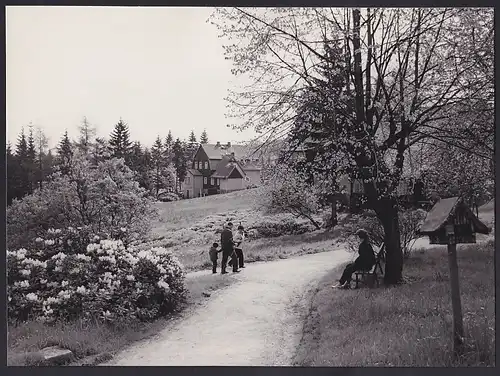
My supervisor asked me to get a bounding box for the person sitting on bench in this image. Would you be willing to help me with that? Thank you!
[334,229,376,289]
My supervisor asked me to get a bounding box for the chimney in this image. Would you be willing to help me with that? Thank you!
[226,142,231,148]
[215,141,221,148]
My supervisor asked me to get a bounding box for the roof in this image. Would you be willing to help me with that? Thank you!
[201,143,256,160]
[211,156,246,178]
[187,169,202,176]
[419,197,489,235]
[240,161,261,171]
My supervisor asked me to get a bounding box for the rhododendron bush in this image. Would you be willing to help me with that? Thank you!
[7,226,186,323]
[7,156,157,250]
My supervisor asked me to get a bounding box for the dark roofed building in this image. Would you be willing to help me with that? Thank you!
[180,142,262,198]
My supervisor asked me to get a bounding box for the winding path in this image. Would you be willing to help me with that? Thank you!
[105,248,350,366]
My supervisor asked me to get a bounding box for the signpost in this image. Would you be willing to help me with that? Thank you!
[444,223,464,353]
[418,197,489,355]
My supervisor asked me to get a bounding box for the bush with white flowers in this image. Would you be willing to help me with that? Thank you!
[7,226,186,324]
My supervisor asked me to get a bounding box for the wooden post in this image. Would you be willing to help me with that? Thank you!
[447,235,464,354]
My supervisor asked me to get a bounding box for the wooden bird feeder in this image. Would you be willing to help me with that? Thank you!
[418,197,490,355]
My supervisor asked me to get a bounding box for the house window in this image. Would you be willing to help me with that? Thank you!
[197,161,201,169]
[185,177,191,184]
[215,178,218,185]
[204,177,208,184]
[204,161,209,169]
[211,178,214,185]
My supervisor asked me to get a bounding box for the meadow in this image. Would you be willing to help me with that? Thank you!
[293,240,495,367]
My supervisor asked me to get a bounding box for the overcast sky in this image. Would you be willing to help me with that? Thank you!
[6,6,256,150]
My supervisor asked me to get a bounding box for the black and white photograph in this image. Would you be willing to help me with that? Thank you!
[6,6,495,367]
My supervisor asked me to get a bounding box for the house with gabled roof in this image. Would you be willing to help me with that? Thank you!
[180,141,263,198]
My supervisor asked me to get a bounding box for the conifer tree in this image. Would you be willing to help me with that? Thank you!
[27,125,37,193]
[172,138,188,193]
[6,142,18,205]
[200,129,209,144]
[76,116,97,155]
[14,128,31,198]
[150,136,166,198]
[35,127,49,189]
[129,141,151,191]
[56,130,74,176]
[91,137,111,166]
[109,118,132,165]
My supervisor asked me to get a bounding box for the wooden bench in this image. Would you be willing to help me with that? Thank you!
[354,243,385,289]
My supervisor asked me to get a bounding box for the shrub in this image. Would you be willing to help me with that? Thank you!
[250,217,316,238]
[340,209,427,257]
[257,165,322,230]
[7,227,186,324]
[7,157,157,251]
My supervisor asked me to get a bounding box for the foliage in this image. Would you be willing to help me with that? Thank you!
[149,136,176,198]
[250,217,315,238]
[108,118,132,165]
[341,209,427,258]
[200,129,209,144]
[75,116,97,155]
[421,142,494,208]
[258,164,322,229]
[7,156,157,250]
[56,130,73,176]
[210,7,493,285]
[172,138,188,193]
[7,227,186,323]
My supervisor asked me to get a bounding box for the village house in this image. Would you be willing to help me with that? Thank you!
[181,142,262,198]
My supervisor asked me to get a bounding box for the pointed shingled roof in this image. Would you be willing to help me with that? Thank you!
[211,156,246,178]
[418,197,489,235]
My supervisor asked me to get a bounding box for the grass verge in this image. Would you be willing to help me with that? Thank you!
[293,240,495,367]
[7,271,237,366]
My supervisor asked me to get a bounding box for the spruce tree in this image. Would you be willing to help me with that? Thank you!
[188,130,197,144]
[172,138,188,193]
[14,128,31,198]
[35,127,49,189]
[129,141,151,191]
[27,126,37,193]
[6,142,18,205]
[109,118,132,165]
[165,130,173,148]
[91,137,111,165]
[150,136,166,198]
[200,129,209,144]
[56,130,74,175]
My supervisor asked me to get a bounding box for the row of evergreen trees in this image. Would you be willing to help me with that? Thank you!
[7,117,211,205]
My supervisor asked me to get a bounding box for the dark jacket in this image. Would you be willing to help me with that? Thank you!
[209,246,219,261]
[355,240,376,270]
[220,228,234,252]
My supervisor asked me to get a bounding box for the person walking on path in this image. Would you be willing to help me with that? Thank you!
[209,242,222,274]
[233,225,246,269]
[333,229,376,289]
[221,222,238,274]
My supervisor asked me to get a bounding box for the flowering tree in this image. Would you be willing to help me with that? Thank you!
[421,141,494,210]
[258,164,322,229]
[7,154,157,250]
[210,7,494,285]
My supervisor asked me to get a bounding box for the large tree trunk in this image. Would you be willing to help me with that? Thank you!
[375,198,403,285]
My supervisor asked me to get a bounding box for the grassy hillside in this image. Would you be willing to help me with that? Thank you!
[150,189,261,234]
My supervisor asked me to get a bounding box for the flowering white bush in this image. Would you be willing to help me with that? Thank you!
[7,227,186,323]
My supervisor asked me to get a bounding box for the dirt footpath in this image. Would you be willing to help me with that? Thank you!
[105,248,351,366]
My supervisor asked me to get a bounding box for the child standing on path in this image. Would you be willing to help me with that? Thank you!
[209,242,221,274]
[233,225,246,269]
